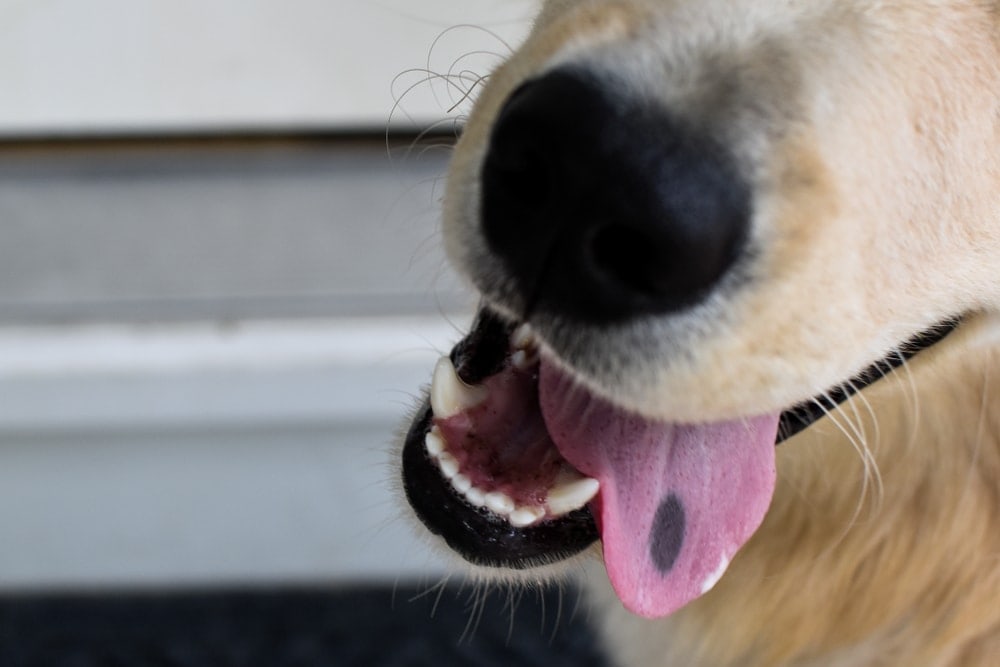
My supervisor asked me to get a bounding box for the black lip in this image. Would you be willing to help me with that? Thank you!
[776,318,961,443]
[401,310,961,570]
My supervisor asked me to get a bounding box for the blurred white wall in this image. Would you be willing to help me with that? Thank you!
[0,0,533,136]
[0,1,535,589]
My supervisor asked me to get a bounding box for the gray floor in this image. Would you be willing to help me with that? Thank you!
[0,137,474,589]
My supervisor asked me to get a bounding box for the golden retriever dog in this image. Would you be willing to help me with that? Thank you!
[399,1,1000,664]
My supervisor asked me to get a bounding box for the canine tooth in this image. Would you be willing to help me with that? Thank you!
[509,506,546,528]
[546,477,600,515]
[430,356,488,418]
[452,473,472,494]
[484,491,515,516]
[465,486,486,506]
[438,452,460,479]
[425,430,445,457]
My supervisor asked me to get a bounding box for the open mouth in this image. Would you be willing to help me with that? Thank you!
[401,309,959,618]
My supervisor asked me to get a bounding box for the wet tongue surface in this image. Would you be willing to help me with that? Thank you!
[538,359,779,619]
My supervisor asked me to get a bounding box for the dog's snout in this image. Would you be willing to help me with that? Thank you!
[480,69,751,323]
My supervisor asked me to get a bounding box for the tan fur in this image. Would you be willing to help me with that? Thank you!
[435,1,1000,664]
[594,314,1000,665]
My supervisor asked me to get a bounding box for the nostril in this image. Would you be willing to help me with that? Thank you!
[587,189,747,307]
[589,224,671,298]
[485,142,551,210]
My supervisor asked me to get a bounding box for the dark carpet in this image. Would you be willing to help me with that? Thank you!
[0,584,609,666]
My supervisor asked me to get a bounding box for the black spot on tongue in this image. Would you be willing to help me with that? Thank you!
[649,493,686,574]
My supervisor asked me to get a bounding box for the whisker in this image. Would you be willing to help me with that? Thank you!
[424,24,515,111]
[459,580,488,643]
[445,49,507,102]
[549,581,566,645]
[959,362,991,509]
[505,583,522,645]
[388,69,477,138]
[888,347,923,454]
[841,379,884,511]
[405,574,453,622]
[812,392,874,538]
[446,72,492,114]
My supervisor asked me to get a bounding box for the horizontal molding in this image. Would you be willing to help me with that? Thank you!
[0,316,469,433]
[0,139,464,323]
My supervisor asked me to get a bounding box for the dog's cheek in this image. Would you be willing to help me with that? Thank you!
[628,137,878,421]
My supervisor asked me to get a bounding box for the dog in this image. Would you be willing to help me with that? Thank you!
[399,1,1000,664]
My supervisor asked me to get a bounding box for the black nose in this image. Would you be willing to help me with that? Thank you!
[480,68,750,324]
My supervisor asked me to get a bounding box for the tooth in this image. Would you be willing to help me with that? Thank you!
[545,477,600,515]
[452,473,472,494]
[465,486,486,506]
[511,323,535,350]
[484,491,515,516]
[511,349,538,369]
[438,452,460,479]
[425,430,445,457]
[430,356,488,418]
[509,506,546,528]
[700,555,731,594]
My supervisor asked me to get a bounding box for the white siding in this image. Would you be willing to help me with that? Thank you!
[0,0,533,136]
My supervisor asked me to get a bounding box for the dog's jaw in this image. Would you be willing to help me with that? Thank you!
[401,304,960,617]
[402,308,782,618]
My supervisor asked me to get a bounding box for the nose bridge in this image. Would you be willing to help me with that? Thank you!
[528,2,643,65]
[461,1,646,134]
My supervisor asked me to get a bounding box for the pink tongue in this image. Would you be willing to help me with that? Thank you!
[539,360,779,619]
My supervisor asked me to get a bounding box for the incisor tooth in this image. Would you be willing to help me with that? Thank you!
[438,452,460,479]
[424,430,445,457]
[509,506,546,528]
[430,356,488,418]
[484,491,515,516]
[546,477,600,515]
[452,473,472,494]
[465,487,486,506]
